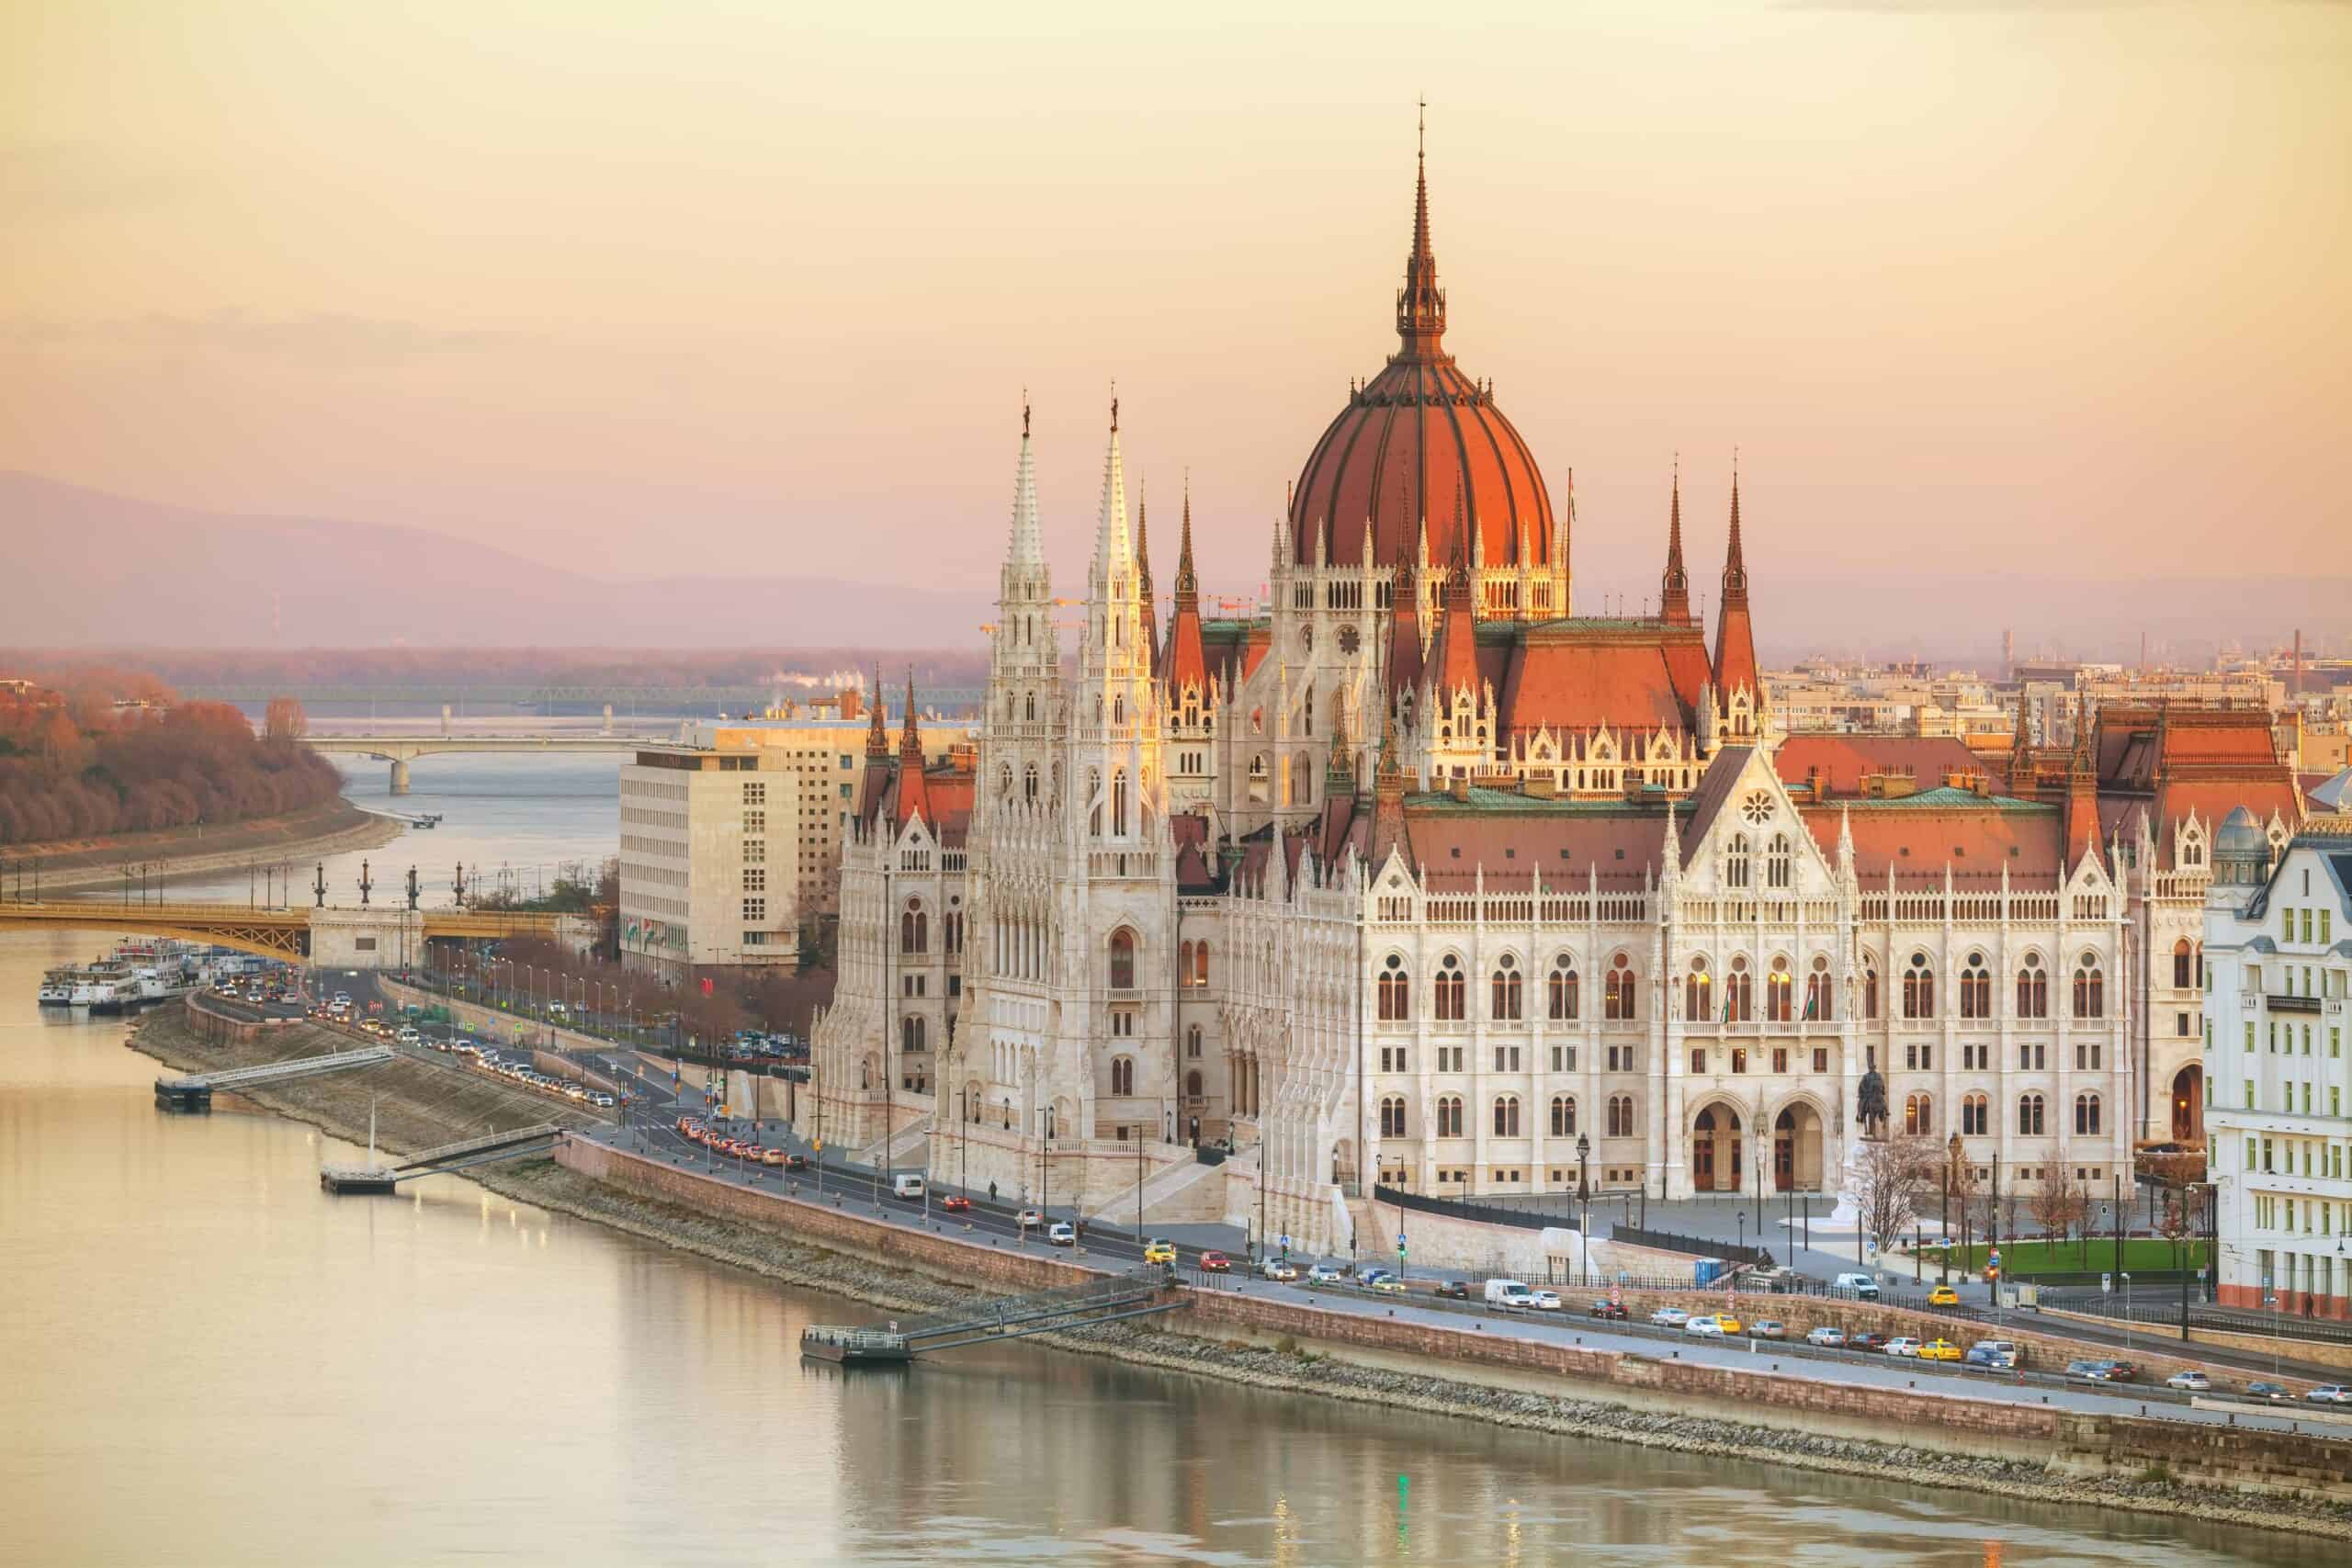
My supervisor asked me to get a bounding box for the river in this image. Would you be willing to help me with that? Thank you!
[0,750,2335,1564]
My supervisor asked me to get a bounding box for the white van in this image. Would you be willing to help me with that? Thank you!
[1483,1278,1537,1308]
[890,1174,926,1201]
[1832,1272,1882,1301]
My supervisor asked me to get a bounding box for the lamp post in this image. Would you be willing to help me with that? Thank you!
[1576,1132,1591,1286]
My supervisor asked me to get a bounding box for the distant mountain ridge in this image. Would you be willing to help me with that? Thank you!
[9,471,2342,661]
[6,472,992,648]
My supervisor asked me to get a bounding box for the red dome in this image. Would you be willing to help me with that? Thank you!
[1288,151,1556,572]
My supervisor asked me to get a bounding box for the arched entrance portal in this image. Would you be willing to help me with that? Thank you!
[1691,1104,1743,1192]
[1773,1103,1825,1191]
[2171,1065,2203,1143]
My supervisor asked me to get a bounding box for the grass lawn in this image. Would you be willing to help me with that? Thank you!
[1930,1237,2209,1274]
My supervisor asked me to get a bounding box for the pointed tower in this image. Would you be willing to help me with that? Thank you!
[1712,459,1760,736]
[1658,458,1691,627]
[895,668,932,828]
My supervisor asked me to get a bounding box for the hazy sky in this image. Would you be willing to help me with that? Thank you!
[6,1,2347,616]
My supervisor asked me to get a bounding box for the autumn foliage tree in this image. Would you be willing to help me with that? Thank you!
[0,679,342,845]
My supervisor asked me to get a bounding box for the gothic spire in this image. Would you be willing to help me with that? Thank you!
[1659,455,1691,626]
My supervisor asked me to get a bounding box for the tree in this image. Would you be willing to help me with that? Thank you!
[1852,1133,1937,1256]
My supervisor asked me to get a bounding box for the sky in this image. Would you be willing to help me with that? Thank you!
[5,0,2348,629]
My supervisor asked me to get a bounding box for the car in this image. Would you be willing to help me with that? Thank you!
[1747,1319,1787,1340]
[939,1195,971,1213]
[1143,1239,1177,1265]
[2165,1371,2211,1392]
[1917,1339,1963,1362]
[2064,1359,2114,1382]
[1198,1250,1231,1273]
[2306,1385,2352,1404]
[1928,1284,1961,1307]
[1371,1277,1411,1296]
[1046,1222,1077,1247]
[1804,1325,1849,1348]
[2244,1382,2291,1403]
[1436,1280,1472,1301]
[1847,1332,1891,1354]
[1589,1300,1630,1321]
[1017,1208,1046,1229]
[1884,1337,1924,1359]
[1306,1262,1346,1284]
[1685,1314,1726,1337]
[1259,1258,1299,1281]
[1649,1306,1690,1328]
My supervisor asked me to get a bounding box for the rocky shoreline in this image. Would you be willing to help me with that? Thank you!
[126,1008,2352,1540]
[13,799,403,894]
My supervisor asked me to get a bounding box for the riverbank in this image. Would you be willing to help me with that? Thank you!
[123,1007,2352,1540]
[7,800,404,894]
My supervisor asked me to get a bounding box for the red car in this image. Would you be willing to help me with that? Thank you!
[940,1195,971,1213]
[1199,1251,1231,1273]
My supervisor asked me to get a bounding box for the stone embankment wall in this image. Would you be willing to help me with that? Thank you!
[557,1136,2351,1504]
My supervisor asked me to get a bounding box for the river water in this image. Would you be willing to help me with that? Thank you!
[0,750,2335,1565]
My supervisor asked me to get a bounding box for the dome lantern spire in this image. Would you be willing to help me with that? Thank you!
[1396,97,1447,357]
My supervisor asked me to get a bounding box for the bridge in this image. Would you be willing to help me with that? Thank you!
[303,731,652,795]
[800,1266,1179,1365]
[0,899,578,964]
[321,1122,566,1192]
[156,1044,394,1110]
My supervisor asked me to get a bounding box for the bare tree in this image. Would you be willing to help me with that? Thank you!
[1852,1134,1939,1256]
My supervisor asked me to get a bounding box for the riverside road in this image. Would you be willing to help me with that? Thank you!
[332,971,2351,1443]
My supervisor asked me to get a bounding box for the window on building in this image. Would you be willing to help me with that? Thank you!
[1378,953,1410,1021]
[1491,953,1523,1021]
[1549,954,1579,1021]
[1435,954,1466,1021]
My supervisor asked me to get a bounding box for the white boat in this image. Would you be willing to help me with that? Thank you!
[37,966,77,1006]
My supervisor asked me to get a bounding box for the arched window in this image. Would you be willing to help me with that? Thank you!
[2018,1093,2045,1136]
[1862,955,1881,1021]
[1111,1056,1134,1096]
[1686,956,1712,1023]
[1493,1095,1521,1136]
[1725,831,1751,889]
[1377,953,1410,1021]
[1551,1095,1577,1136]
[1766,832,1792,890]
[1193,941,1210,987]
[1962,1092,1988,1136]
[1434,954,1466,1021]
[2017,953,2047,1019]
[1961,952,1991,1019]
[1905,1093,1931,1135]
[1606,953,1636,1021]
[1606,1095,1636,1138]
[1548,954,1579,1021]
[1766,956,1793,1022]
[901,898,927,954]
[901,1016,925,1054]
[1380,1097,1408,1137]
[1437,1096,1464,1138]
[1109,928,1136,990]
[2072,953,2104,1019]
[1490,953,1522,1021]
[1726,956,1753,1023]
[2075,1092,2101,1135]
[2172,938,2193,990]
[1902,952,1934,1020]
[1805,954,1834,1022]
[1186,1024,1202,1058]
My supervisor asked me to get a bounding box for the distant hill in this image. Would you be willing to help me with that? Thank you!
[6,473,992,648]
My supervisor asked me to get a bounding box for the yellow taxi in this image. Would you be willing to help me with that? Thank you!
[1928,1284,1962,1307]
[1918,1338,1964,1361]
[1143,1239,1177,1265]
